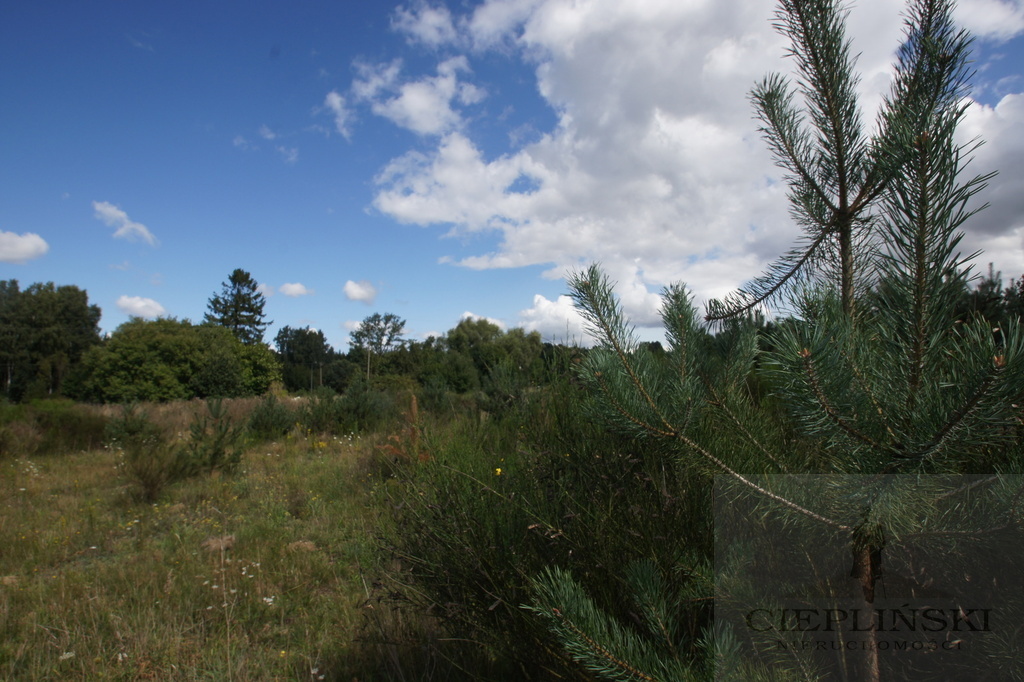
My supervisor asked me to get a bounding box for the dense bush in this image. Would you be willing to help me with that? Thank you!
[246,394,297,441]
[294,381,402,437]
[377,377,711,678]
[0,399,108,458]
[68,318,281,403]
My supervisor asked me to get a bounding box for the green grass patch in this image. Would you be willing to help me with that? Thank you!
[0,430,413,680]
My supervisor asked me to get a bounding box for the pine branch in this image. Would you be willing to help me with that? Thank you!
[799,348,891,452]
[677,429,850,530]
[704,380,791,473]
[570,267,681,437]
[914,358,1002,462]
[840,345,902,444]
[526,567,696,682]
[552,608,659,682]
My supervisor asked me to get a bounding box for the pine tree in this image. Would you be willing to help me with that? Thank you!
[532,1,1024,680]
[204,268,271,345]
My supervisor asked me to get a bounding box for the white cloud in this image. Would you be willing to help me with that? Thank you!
[280,282,314,297]
[364,0,1024,326]
[464,0,544,50]
[323,91,353,139]
[955,0,1024,43]
[393,1,459,47]
[257,282,275,297]
[259,124,277,140]
[92,201,158,246]
[116,295,165,318]
[344,279,378,303]
[0,231,49,264]
[957,93,1024,276]
[460,310,506,329]
[277,146,299,164]
[353,56,484,136]
[517,294,588,343]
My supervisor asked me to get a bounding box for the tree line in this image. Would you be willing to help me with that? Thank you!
[0,267,566,404]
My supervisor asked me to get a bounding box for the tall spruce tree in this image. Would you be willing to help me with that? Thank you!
[204,268,271,345]
[531,1,1024,680]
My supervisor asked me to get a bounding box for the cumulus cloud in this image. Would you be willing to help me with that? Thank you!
[952,92,1024,278]
[460,310,506,329]
[280,282,314,297]
[393,1,459,47]
[92,201,158,246]
[955,0,1024,43]
[116,295,165,318]
[358,0,1024,331]
[344,279,378,303]
[0,231,49,264]
[518,294,588,343]
[353,56,484,136]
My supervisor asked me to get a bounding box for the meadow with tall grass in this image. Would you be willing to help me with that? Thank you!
[0,349,714,680]
[2,378,665,680]
[0,395,441,680]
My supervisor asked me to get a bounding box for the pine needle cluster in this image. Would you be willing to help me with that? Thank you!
[530,1,1024,680]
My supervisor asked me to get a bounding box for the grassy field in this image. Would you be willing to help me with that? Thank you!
[0,401,433,681]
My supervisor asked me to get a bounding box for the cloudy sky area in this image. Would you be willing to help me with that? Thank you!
[2,0,1023,349]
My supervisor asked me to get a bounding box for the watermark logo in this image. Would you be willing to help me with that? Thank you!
[714,475,1023,680]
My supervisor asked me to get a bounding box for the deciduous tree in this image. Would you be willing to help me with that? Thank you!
[349,312,405,381]
[0,280,101,400]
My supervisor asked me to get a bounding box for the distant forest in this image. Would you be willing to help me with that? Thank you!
[2,264,1021,405]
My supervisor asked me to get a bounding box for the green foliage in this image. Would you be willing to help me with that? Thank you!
[106,400,247,501]
[182,398,246,475]
[106,404,189,502]
[0,399,107,458]
[541,1,1024,679]
[275,325,337,392]
[69,318,281,403]
[247,394,297,441]
[379,377,713,678]
[526,563,705,682]
[238,340,283,395]
[350,312,406,357]
[0,280,102,401]
[442,318,547,399]
[350,312,406,382]
[292,382,399,436]
[204,268,271,345]
[341,378,400,433]
[298,387,346,435]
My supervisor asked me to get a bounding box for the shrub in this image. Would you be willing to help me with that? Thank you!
[181,398,245,474]
[106,404,188,502]
[341,378,399,433]
[298,387,345,435]
[107,399,246,501]
[0,399,108,458]
[378,377,707,677]
[246,394,296,441]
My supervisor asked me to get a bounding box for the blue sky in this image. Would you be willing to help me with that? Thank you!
[2,0,1024,351]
